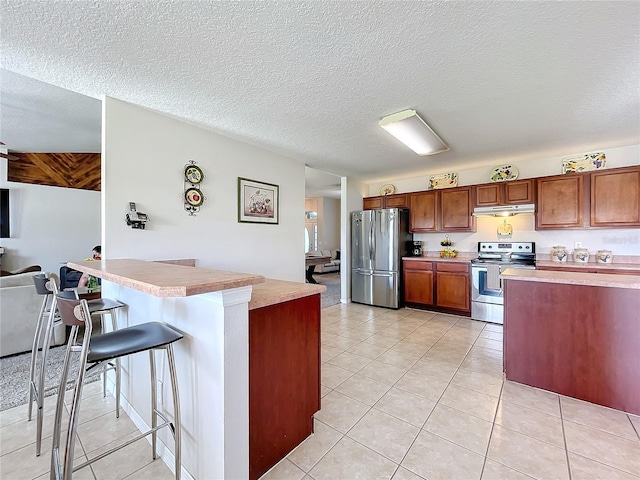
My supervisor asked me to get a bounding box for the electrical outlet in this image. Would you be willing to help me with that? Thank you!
[574,242,582,249]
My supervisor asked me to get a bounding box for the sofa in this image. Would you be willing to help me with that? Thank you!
[0,272,66,357]
[307,249,341,273]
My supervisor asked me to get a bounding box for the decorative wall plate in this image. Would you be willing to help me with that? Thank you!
[380,184,396,195]
[490,165,519,182]
[185,187,204,207]
[185,164,204,184]
[562,152,606,174]
[428,172,458,190]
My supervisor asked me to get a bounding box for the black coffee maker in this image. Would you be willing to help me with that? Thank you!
[412,241,423,257]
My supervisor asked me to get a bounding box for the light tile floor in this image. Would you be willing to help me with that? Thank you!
[265,303,640,480]
[2,303,639,480]
[0,381,174,479]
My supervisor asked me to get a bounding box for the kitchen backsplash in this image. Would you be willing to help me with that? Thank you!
[413,215,640,257]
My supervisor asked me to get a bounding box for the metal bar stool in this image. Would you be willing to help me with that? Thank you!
[51,295,183,480]
[29,274,126,456]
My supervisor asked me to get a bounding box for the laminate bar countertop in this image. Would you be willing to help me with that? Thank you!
[501,268,640,289]
[67,258,265,297]
[249,279,325,310]
[536,260,640,271]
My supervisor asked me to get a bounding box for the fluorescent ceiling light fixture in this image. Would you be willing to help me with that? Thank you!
[379,109,449,155]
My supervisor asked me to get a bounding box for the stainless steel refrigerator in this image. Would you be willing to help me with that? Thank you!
[351,208,412,309]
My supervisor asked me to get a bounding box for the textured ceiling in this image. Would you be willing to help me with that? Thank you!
[1,1,639,186]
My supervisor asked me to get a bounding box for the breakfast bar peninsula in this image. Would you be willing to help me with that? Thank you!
[67,258,325,480]
[502,268,640,416]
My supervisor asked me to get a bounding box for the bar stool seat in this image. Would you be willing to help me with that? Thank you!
[51,295,183,480]
[87,322,181,363]
[29,275,126,457]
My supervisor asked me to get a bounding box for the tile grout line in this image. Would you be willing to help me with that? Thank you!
[628,414,640,441]
[559,395,573,480]
[479,378,505,480]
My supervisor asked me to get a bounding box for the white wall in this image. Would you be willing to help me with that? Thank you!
[320,197,340,250]
[102,97,306,281]
[0,158,101,273]
[367,144,640,256]
[368,144,640,195]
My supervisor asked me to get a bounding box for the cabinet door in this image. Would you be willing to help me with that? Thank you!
[435,263,470,312]
[504,179,535,204]
[384,193,409,209]
[536,175,586,229]
[363,196,384,210]
[435,271,470,312]
[440,187,476,232]
[591,166,640,227]
[475,184,501,206]
[410,191,438,232]
[403,261,434,305]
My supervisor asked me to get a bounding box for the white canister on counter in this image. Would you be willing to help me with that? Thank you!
[573,248,590,263]
[596,250,613,264]
[551,246,568,262]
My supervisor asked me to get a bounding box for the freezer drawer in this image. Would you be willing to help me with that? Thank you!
[351,270,401,309]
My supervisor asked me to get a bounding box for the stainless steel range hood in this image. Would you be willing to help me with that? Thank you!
[472,204,535,217]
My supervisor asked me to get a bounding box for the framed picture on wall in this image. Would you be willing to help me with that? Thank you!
[238,177,279,224]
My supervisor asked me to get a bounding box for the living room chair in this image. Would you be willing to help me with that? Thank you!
[28,274,126,457]
[50,295,183,480]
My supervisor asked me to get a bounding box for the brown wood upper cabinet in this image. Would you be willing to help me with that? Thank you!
[475,179,535,207]
[409,191,438,232]
[590,166,640,227]
[363,193,409,210]
[536,174,588,229]
[440,187,475,232]
[410,187,475,233]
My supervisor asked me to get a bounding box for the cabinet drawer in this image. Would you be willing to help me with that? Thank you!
[435,262,469,273]
[404,260,433,271]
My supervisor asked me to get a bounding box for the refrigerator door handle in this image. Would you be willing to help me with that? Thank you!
[371,272,393,277]
[369,215,375,261]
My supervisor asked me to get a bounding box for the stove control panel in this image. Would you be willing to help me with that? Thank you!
[478,242,535,254]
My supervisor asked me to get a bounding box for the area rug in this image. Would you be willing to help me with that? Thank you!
[315,273,341,308]
[0,345,101,412]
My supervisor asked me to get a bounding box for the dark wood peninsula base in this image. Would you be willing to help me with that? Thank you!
[249,294,321,480]
[503,277,640,415]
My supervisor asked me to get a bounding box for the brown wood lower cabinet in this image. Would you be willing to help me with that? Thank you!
[504,279,640,415]
[249,294,321,480]
[403,260,470,315]
[435,262,470,312]
[403,260,434,306]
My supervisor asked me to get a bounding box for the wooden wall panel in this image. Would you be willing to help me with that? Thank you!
[7,152,101,191]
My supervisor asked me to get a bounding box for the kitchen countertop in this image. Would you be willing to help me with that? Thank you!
[501,268,640,289]
[249,279,325,310]
[68,258,265,297]
[536,260,640,271]
[403,256,473,264]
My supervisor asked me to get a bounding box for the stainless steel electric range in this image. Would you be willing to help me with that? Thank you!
[471,242,536,324]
